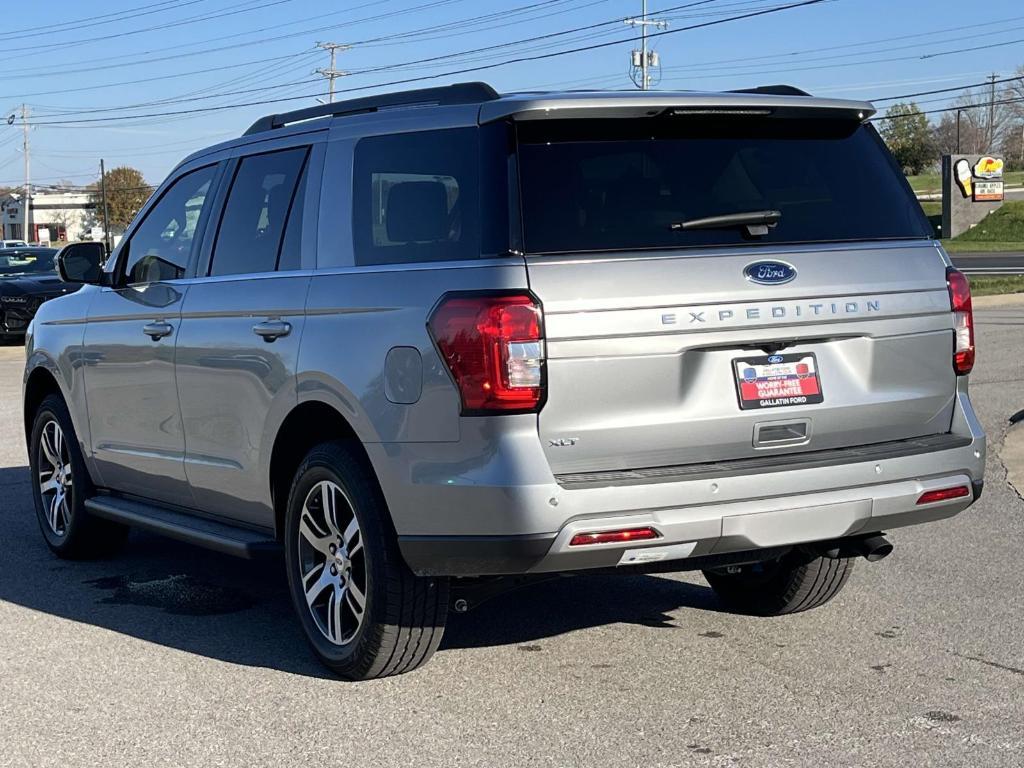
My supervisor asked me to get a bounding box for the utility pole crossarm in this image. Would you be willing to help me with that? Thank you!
[316,42,351,104]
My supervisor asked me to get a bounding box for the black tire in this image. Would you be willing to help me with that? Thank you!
[703,547,855,616]
[29,393,128,559]
[284,441,449,680]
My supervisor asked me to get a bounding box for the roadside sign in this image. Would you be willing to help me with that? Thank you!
[974,181,1004,202]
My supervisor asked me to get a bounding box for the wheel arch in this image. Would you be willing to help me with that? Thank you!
[268,399,387,541]
[23,364,64,444]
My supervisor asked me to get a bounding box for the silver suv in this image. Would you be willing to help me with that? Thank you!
[23,83,985,679]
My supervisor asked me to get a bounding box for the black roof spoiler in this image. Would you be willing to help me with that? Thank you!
[729,85,812,97]
[243,81,500,136]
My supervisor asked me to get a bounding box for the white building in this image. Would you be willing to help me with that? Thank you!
[1,187,97,243]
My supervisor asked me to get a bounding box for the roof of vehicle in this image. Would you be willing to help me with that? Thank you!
[178,82,875,169]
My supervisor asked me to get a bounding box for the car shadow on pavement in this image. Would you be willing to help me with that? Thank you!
[0,464,723,676]
[442,573,720,651]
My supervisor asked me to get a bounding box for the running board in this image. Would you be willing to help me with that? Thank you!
[84,495,280,559]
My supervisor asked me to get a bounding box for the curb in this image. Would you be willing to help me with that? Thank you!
[973,293,1024,308]
[1000,421,1024,502]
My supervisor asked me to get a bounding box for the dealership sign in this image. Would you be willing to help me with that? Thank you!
[973,156,1004,179]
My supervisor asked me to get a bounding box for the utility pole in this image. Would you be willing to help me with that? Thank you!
[315,42,350,103]
[21,104,30,242]
[987,72,997,151]
[99,159,111,256]
[625,1,667,91]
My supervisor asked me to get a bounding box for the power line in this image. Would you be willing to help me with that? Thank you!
[658,12,1024,73]
[0,0,200,40]
[659,36,1024,83]
[6,51,320,101]
[871,95,1024,122]
[1,0,465,80]
[870,74,1024,103]
[1,1,582,100]
[27,0,830,127]
[0,0,299,56]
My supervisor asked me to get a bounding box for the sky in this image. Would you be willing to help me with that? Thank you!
[2,0,1023,188]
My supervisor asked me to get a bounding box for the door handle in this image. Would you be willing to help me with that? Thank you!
[142,321,173,340]
[252,319,292,342]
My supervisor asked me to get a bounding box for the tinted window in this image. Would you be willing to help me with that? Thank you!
[353,128,480,266]
[516,117,930,254]
[123,165,216,284]
[0,249,57,275]
[277,159,308,272]
[209,148,308,276]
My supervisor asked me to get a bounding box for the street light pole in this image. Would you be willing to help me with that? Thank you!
[21,104,30,242]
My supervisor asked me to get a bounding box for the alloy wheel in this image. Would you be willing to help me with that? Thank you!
[297,480,367,646]
[38,419,72,537]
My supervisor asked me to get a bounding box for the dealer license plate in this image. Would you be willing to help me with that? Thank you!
[733,353,823,410]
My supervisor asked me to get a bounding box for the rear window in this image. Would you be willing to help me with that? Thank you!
[515,116,930,254]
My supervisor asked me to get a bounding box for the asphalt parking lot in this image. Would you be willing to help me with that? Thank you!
[1,305,1022,768]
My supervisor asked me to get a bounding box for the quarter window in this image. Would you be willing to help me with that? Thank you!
[123,165,216,284]
[209,147,308,277]
[353,128,480,266]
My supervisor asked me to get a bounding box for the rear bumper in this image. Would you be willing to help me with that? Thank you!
[398,470,979,575]
[382,392,986,577]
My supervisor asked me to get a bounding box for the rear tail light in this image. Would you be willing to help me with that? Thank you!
[916,485,971,505]
[946,268,974,375]
[569,527,660,546]
[428,293,545,414]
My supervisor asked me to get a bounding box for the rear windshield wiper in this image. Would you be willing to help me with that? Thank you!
[670,209,781,238]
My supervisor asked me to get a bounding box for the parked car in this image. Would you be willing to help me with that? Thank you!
[1,239,29,249]
[22,83,985,680]
[0,247,77,342]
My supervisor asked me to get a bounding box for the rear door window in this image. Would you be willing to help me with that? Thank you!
[209,147,308,277]
[515,117,931,254]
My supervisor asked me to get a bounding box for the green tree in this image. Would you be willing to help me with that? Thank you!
[91,166,152,233]
[880,101,935,175]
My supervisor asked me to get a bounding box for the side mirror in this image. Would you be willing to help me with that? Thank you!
[57,242,107,285]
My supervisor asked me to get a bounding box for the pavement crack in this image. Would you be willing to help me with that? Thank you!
[952,651,1024,677]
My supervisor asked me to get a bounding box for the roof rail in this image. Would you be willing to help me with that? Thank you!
[243,81,500,136]
[729,85,812,97]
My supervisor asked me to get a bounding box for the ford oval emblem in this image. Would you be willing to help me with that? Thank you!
[744,261,796,285]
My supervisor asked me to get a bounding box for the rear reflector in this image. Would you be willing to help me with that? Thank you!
[916,485,971,505]
[569,527,659,546]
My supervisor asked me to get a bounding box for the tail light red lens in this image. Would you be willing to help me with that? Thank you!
[569,527,660,546]
[946,268,974,375]
[429,293,544,414]
[916,485,971,505]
